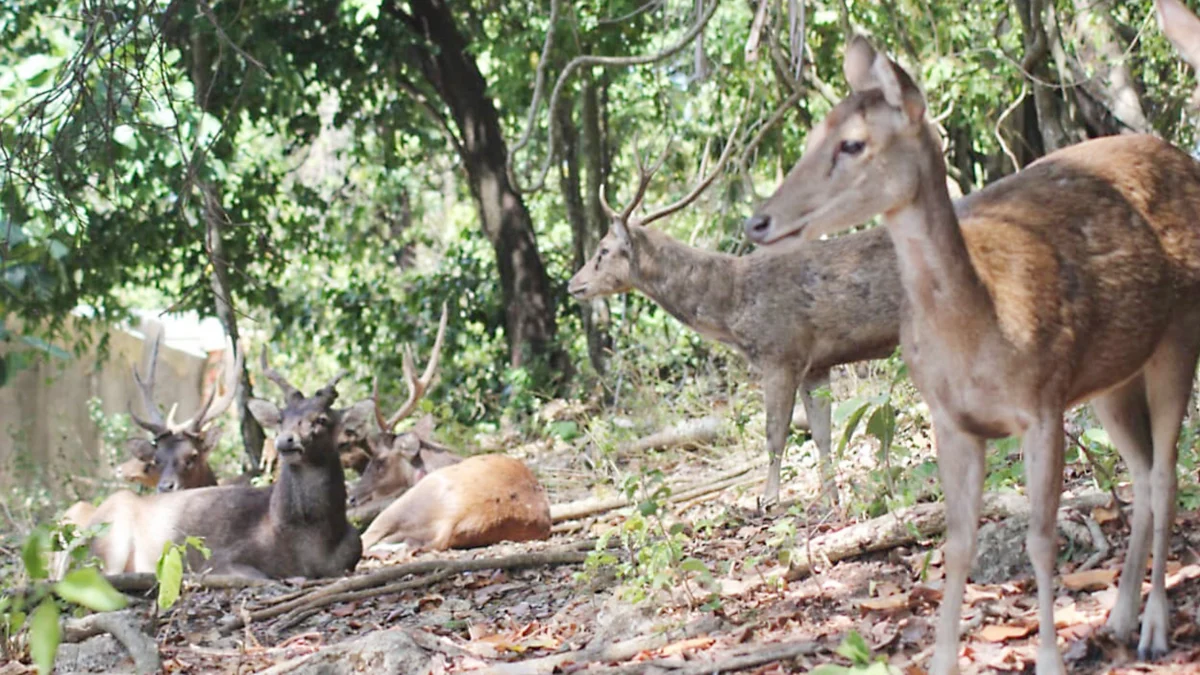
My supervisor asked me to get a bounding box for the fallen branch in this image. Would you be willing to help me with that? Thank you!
[785,490,1114,580]
[62,610,160,675]
[612,638,820,675]
[474,616,723,675]
[223,546,590,631]
[270,569,456,632]
[618,416,725,455]
[550,457,766,523]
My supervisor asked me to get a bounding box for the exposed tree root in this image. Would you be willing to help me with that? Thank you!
[609,638,820,675]
[62,609,160,675]
[785,490,1114,579]
[104,573,277,593]
[618,416,726,455]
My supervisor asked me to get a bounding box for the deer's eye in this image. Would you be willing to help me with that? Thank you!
[599,247,609,257]
[839,140,865,156]
[315,415,330,428]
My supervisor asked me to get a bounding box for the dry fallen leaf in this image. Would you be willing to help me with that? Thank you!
[1090,505,1119,524]
[659,636,716,657]
[859,593,912,611]
[977,623,1035,643]
[1061,568,1118,591]
[1166,563,1200,589]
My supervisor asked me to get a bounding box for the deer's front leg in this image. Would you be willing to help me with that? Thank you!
[928,416,985,675]
[761,365,798,507]
[1022,413,1067,675]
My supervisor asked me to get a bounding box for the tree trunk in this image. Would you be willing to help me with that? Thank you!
[395,0,563,373]
[1014,0,1074,154]
[580,73,612,373]
[190,22,265,471]
[1064,0,1149,136]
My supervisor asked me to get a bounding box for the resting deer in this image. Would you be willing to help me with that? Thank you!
[568,134,900,506]
[349,305,462,510]
[359,453,551,552]
[74,350,369,578]
[743,33,1200,675]
[116,333,240,492]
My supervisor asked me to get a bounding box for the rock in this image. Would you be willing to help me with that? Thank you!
[55,634,134,674]
[972,517,1033,585]
[285,628,433,675]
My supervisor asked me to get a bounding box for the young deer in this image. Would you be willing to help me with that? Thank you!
[348,305,463,509]
[358,453,551,552]
[568,136,901,506]
[117,333,241,492]
[744,35,1200,675]
[76,351,369,578]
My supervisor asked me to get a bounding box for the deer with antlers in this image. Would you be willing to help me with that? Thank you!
[743,26,1200,674]
[348,305,464,512]
[568,130,901,507]
[115,332,241,492]
[74,351,368,578]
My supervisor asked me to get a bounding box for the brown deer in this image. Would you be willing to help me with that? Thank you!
[117,333,241,492]
[348,305,463,510]
[359,453,551,552]
[743,34,1200,675]
[568,134,901,506]
[74,350,368,578]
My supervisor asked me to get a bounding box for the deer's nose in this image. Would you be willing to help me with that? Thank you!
[743,214,772,240]
[276,433,301,453]
[157,477,178,493]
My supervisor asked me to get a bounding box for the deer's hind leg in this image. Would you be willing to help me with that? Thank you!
[761,365,798,507]
[800,369,837,508]
[1135,313,1200,658]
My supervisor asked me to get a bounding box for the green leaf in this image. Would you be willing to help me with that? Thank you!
[54,568,128,612]
[835,630,873,666]
[680,558,709,573]
[156,544,183,610]
[1082,427,1111,449]
[184,536,211,560]
[112,125,137,148]
[836,401,871,458]
[866,402,896,456]
[808,665,850,675]
[29,597,60,675]
[22,530,49,580]
[548,420,579,441]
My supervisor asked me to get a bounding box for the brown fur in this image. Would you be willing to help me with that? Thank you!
[745,34,1200,675]
[79,364,365,579]
[569,222,900,505]
[359,454,551,552]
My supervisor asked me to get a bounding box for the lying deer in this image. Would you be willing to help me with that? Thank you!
[744,32,1200,675]
[348,305,463,510]
[116,333,241,492]
[568,134,900,506]
[359,453,552,552]
[74,349,369,578]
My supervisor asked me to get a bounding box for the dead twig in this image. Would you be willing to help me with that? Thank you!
[105,573,278,593]
[62,610,160,675]
[270,569,456,633]
[616,638,820,674]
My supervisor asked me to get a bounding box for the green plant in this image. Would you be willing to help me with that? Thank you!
[155,536,211,611]
[809,631,901,675]
[1,524,127,674]
[578,469,717,608]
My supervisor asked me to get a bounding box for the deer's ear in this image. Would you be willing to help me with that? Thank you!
[1160,0,1200,71]
[247,399,281,429]
[126,438,156,461]
[338,399,376,437]
[201,426,223,454]
[843,35,879,93]
[411,414,435,440]
[870,55,925,123]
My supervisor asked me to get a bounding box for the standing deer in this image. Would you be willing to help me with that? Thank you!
[348,305,463,510]
[117,333,241,492]
[75,351,369,578]
[744,34,1200,675]
[568,134,900,506]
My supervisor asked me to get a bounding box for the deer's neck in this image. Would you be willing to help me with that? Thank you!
[885,127,994,327]
[271,453,349,534]
[629,226,737,343]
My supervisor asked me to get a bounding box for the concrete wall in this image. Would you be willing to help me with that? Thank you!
[0,317,208,499]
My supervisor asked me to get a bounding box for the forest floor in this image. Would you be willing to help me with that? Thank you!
[16,403,1200,675]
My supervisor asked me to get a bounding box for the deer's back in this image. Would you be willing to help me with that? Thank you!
[952,134,1200,402]
[732,226,903,369]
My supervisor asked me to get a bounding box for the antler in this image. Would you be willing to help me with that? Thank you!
[170,340,245,434]
[128,331,168,435]
[381,303,449,431]
[601,133,674,225]
[260,345,302,401]
[642,114,742,227]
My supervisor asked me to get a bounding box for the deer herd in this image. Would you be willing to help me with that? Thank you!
[50,1,1200,672]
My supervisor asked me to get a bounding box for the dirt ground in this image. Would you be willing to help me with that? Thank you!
[17,427,1200,675]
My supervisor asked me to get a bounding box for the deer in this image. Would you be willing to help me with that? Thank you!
[742,31,1200,675]
[348,305,464,511]
[567,130,901,508]
[358,453,552,552]
[116,333,241,492]
[72,350,370,578]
